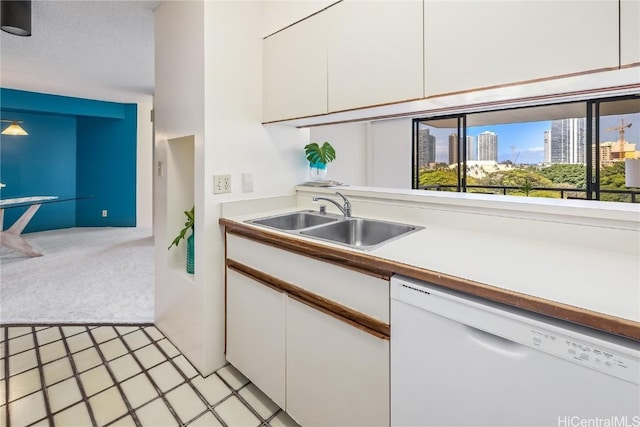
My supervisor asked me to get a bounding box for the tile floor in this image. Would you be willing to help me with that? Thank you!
[0,325,300,427]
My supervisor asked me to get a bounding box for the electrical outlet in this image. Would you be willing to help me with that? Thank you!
[214,174,231,194]
[102,210,108,217]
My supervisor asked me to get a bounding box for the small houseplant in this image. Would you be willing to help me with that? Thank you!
[168,206,195,274]
[304,141,336,181]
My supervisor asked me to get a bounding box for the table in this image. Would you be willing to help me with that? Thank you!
[0,196,92,257]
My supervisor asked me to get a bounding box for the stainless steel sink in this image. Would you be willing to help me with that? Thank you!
[248,210,340,230]
[300,217,422,250]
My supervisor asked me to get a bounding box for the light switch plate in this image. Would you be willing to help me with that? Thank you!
[214,174,231,194]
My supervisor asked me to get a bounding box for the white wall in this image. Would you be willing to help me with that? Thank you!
[370,118,413,189]
[153,0,207,373]
[309,122,367,185]
[154,0,311,376]
[136,103,153,229]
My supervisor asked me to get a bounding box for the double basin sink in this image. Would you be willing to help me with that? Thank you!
[247,210,423,251]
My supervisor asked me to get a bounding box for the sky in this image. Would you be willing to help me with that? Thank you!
[424,113,640,165]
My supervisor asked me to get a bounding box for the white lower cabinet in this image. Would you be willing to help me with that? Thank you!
[226,268,286,409]
[286,297,390,427]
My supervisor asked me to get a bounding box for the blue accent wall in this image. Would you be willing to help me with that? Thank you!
[76,104,137,226]
[1,88,137,232]
[0,112,77,232]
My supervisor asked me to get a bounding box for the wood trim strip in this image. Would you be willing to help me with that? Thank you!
[221,219,640,341]
[221,220,392,280]
[288,293,389,341]
[226,258,390,339]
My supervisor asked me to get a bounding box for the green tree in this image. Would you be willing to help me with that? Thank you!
[600,162,633,202]
[478,169,557,197]
[419,169,458,190]
[539,164,586,188]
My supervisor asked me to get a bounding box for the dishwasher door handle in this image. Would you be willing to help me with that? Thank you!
[464,324,529,359]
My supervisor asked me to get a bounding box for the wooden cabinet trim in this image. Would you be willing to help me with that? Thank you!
[227,258,390,339]
[222,222,392,280]
[221,220,640,341]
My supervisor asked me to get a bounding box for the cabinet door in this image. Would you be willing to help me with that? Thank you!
[327,0,424,112]
[621,0,640,66]
[286,297,390,427]
[226,268,286,409]
[424,0,619,96]
[263,12,328,122]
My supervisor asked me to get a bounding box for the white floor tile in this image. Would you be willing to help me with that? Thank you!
[62,326,87,338]
[111,414,137,426]
[143,326,164,341]
[99,338,128,361]
[173,355,198,379]
[189,411,223,427]
[122,330,151,351]
[9,333,35,355]
[115,326,139,336]
[8,349,37,376]
[9,367,42,402]
[191,374,232,406]
[157,339,180,358]
[53,401,93,427]
[43,356,73,386]
[0,327,4,340]
[269,411,301,427]
[148,361,184,393]
[133,343,166,369]
[39,340,67,364]
[66,332,94,353]
[0,379,5,405]
[0,359,3,380]
[120,373,158,409]
[72,346,103,373]
[217,364,250,390]
[80,365,114,397]
[35,327,62,346]
[89,386,128,427]
[136,397,179,427]
[215,395,261,427]
[47,377,82,413]
[8,390,47,427]
[165,383,207,424]
[91,327,118,344]
[108,354,142,382]
[7,327,31,340]
[239,383,279,420]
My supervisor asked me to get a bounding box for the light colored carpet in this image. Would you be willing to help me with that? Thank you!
[0,227,154,324]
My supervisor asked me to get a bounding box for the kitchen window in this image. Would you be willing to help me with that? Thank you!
[412,96,640,203]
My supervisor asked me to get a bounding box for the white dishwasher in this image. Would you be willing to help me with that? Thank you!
[390,275,640,427]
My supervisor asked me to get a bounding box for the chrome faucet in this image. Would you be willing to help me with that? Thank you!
[313,192,352,218]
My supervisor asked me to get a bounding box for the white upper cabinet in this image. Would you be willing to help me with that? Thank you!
[424,0,620,97]
[327,0,424,112]
[621,0,640,66]
[263,12,328,122]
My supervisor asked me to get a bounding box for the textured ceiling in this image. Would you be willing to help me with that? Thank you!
[0,0,159,105]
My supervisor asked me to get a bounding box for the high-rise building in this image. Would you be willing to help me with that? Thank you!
[543,130,551,164]
[448,133,458,165]
[477,131,498,162]
[549,118,585,164]
[418,128,436,168]
[466,136,475,161]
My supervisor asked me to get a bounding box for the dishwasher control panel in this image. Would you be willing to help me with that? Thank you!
[530,328,639,385]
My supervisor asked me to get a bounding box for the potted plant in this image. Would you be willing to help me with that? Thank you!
[168,206,195,274]
[304,141,336,181]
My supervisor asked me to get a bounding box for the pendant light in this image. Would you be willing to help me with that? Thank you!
[1,0,31,37]
[1,120,28,136]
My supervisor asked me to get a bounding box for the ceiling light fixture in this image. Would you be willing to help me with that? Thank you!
[1,0,31,37]
[1,120,28,136]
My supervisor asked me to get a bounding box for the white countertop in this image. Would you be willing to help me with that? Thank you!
[223,194,640,325]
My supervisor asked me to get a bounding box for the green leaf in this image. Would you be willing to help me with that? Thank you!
[168,206,195,250]
[304,141,336,165]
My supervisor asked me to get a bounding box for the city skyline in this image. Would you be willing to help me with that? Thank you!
[420,113,640,165]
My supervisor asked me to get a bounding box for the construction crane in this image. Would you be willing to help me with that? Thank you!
[605,118,632,160]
